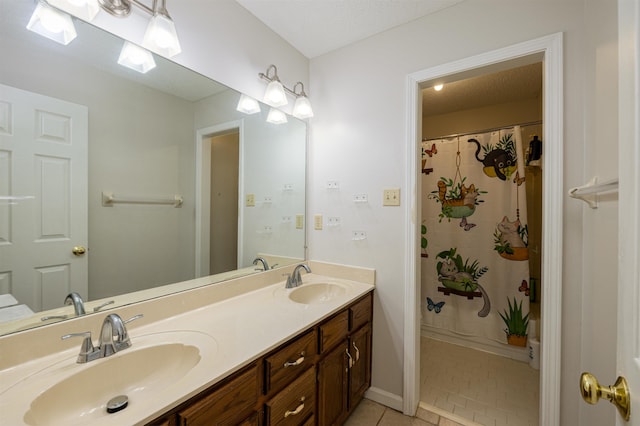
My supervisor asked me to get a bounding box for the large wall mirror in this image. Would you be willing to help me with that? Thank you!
[0,0,306,336]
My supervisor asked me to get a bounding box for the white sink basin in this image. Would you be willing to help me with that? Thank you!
[288,283,347,304]
[1,331,217,426]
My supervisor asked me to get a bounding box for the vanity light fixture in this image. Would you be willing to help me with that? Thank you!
[31,0,181,58]
[236,94,261,115]
[433,84,444,91]
[27,0,77,45]
[259,65,314,118]
[117,41,156,73]
[141,0,181,58]
[260,65,288,107]
[266,108,288,124]
[291,82,314,119]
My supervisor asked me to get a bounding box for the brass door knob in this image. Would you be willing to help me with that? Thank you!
[580,372,630,421]
[72,246,86,256]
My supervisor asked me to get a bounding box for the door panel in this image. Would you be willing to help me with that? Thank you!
[0,84,88,312]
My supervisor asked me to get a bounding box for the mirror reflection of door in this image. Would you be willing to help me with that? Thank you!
[209,131,239,274]
[0,84,88,312]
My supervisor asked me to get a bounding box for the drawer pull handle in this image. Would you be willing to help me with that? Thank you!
[283,351,305,367]
[353,341,360,363]
[345,348,354,368]
[284,397,305,418]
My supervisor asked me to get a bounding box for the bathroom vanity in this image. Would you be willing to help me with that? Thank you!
[147,292,372,425]
[0,262,374,426]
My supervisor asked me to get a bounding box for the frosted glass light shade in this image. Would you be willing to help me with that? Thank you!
[236,94,261,115]
[27,2,77,45]
[142,13,181,58]
[266,108,288,124]
[263,80,288,107]
[118,42,156,74]
[49,0,100,22]
[293,96,314,119]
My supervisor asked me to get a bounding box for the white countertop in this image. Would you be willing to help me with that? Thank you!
[0,265,374,426]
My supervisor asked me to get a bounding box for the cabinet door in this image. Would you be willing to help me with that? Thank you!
[317,341,348,426]
[177,364,259,425]
[348,324,371,410]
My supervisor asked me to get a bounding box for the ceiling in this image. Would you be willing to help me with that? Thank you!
[234,0,464,58]
[423,62,543,116]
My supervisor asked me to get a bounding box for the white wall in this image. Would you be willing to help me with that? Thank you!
[308,2,618,424]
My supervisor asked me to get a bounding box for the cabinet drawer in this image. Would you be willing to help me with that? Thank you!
[265,330,317,395]
[319,310,348,353]
[266,366,316,426]
[177,364,259,425]
[350,293,372,332]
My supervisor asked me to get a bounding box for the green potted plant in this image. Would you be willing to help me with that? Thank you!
[499,297,529,346]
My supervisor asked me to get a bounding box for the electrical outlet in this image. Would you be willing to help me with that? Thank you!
[245,194,255,207]
[326,180,339,189]
[353,193,368,203]
[296,214,304,229]
[383,188,400,206]
[314,214,323,230]
[352,231,367,241]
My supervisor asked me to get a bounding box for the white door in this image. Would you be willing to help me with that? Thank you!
[0,84,88,312]
[617,0,640,424]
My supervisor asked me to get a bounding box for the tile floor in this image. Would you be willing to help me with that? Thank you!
[420,337,539,426]
[344,398,466,426]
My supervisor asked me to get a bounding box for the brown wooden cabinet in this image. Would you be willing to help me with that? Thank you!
[147,290,373,426]
[316,293,373,426]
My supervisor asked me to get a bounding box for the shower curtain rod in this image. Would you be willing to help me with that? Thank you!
[422,120,543,142]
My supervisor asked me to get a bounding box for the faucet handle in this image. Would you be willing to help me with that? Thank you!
[124,314,144,325]
[93,300,115,312]
[283,273,294,289]
[62,331,99,363]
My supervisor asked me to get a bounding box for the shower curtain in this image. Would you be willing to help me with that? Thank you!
[421,126,530,347]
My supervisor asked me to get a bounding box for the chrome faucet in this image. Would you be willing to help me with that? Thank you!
[286,264,312,288]
[253,257,270,271]
[65,292,86,316]
[61,313,143,363]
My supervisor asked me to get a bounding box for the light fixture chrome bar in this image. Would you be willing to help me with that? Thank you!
[258,65,309,98]
[98,0,154,17]
[258,65,313,118]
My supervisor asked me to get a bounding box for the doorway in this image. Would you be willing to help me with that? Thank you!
[419,61,542,425]
[209,131,240,274]
[195,121,244,277]
[404,33,564,425]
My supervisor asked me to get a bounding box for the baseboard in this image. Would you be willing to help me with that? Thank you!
[421,325,529,362]
[364,386,403,412]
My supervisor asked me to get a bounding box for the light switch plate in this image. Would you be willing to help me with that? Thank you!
[296,214,304,229]
[246,194,255,207]
[383,188,400,206]
[314,214,323,230]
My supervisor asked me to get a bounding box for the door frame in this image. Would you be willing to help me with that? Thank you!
[617,1,639,424]
[195,120,245,277]
[403,33,564,425]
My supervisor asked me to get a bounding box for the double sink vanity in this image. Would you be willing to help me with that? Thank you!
[0,261,375,425]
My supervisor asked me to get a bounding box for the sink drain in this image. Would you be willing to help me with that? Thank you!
[106,395,129,414]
